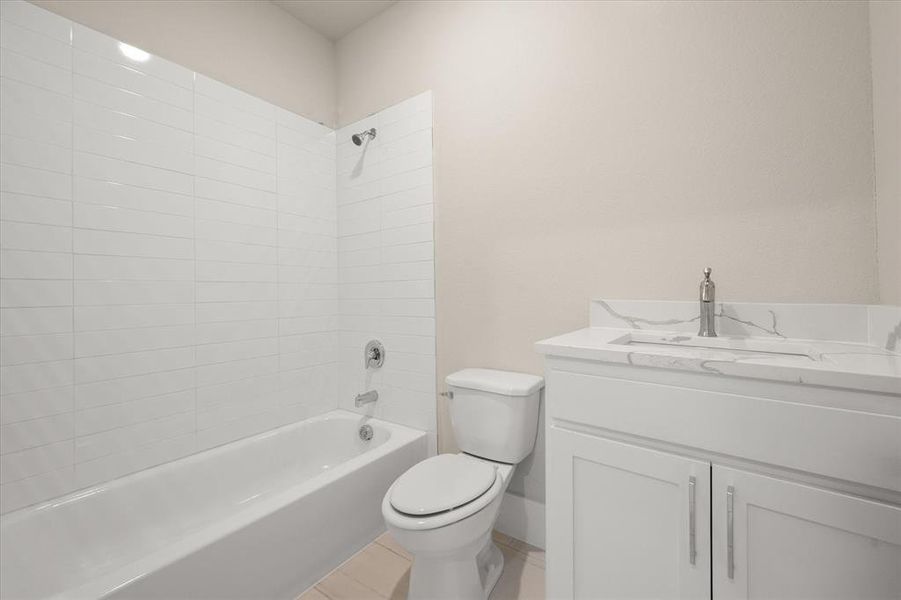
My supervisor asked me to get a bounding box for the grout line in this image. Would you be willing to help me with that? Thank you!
[307,535,392,600]
[0,11,72,48]
[67,36,193,91]
[275,105,284,415]
[0,69,193,135]
[372,535,412,562]
[67,18,77,496]
[193,91,276,131]
[73,103,193,140]
[69,151,274,194]
[0,51,71,91]
[0,158,73,183]
[197,124,278,158]
[72,68,192,117]
[0,128,73,154]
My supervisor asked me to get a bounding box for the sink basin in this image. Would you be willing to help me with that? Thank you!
[610,332,822,361]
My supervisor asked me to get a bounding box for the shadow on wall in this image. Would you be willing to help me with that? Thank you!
[505,392,546,504]
[350,134,374,178]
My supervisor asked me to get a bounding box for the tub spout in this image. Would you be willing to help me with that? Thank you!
[355,390,378,407]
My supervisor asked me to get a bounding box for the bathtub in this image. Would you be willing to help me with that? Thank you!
[0,410,427,600]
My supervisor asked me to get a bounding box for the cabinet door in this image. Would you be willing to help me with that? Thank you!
[713,466,901,600]
[547,427,711,599]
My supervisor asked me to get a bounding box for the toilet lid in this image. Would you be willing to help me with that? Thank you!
[390,454,497,516]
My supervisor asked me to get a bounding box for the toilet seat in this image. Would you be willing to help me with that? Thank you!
[390,454,497,516]
[383,455,509,531]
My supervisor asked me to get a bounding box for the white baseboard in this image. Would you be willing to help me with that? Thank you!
[495,492,545,549]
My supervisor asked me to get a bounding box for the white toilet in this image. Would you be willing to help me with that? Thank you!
[381,368,544,600]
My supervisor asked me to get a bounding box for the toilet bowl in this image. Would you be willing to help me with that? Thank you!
[382,454,514,599]
[381,369,543,600]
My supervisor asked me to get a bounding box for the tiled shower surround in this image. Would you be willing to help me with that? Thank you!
[0,1,434,513]
[335,99,436,437]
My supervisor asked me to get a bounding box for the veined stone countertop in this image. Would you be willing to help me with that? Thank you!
[536,301,901,395]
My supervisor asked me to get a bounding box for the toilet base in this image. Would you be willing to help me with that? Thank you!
[407,533,504,600]
[479,540,505,598]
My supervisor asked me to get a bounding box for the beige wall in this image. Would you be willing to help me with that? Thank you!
[870,0,901,305]
[30,0,336,126]
[337,1,879,502]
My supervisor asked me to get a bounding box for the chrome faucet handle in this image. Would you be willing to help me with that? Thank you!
[698,267,717,337]
[699,267,715,302]
[364,340,385,369]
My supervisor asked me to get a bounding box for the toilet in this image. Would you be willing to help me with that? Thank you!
[382,368,544,600]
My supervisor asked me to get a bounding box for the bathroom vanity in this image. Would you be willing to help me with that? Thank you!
[537,301,901,600]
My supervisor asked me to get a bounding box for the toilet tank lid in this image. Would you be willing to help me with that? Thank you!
[446,368,544,397]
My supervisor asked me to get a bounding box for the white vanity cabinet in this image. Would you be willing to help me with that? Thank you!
[542,360,901,600]
[713,467,901,600]
[547,428,711,599]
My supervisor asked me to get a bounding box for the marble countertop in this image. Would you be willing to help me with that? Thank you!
[536,328,901,394]
[535,301,901,395]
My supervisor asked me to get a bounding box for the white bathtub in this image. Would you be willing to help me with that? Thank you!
[0,410,427,600]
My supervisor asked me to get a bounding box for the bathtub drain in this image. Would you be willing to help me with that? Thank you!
[359,424,374,442]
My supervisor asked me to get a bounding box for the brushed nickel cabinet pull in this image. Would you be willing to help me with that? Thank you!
[727,485,735,579]
[688,476,697,565]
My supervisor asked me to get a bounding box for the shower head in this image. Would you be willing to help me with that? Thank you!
[352,128,376,146]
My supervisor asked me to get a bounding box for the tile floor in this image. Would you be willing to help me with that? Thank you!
[297,530,545,600]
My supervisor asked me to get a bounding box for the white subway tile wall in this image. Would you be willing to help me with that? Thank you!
[0,1,435,514]
[336,92,436,437]
[0,1,75,514]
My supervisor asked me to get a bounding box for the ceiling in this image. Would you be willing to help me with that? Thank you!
[272,1,397,40]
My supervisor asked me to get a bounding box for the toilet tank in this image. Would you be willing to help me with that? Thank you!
[445,368,544,464]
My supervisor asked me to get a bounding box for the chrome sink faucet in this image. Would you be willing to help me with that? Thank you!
[698,267,717,337]
[355,390,378,407]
